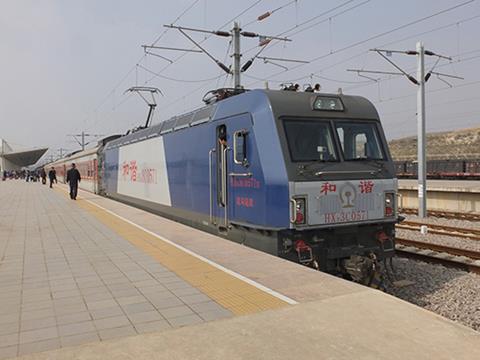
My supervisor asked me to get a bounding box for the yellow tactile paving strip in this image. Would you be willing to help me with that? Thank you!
[66,193,289,315]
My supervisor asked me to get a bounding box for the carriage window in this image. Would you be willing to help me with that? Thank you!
[284,120,338,162]
[335,122,384,160]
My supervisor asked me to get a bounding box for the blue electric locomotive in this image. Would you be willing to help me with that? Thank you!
[101,89,398,282]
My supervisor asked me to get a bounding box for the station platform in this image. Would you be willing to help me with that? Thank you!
[399,179,480,193]
[0,180,479,359]
[398,179,480,213]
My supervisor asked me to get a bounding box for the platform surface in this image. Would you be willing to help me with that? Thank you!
[399,179,480,192]
[0,180,479,360]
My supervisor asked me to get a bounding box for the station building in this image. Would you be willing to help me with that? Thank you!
[0,138,48,172]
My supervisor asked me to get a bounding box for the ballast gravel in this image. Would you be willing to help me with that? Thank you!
[403,213,480,231]
[397,213,480,252]
[396,228,480,252]
[386,257,480,331]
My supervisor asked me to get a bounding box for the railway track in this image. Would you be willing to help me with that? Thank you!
[395,237,480,274]
[397,221,480,240]
[400,208,480,221]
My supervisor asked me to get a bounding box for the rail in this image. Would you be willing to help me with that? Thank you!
[396,237,480,260]
[400,208,480,221]
[395,237,480,274]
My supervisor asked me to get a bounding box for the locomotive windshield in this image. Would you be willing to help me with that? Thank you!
[284,119,338,162]
[335,122,385,161]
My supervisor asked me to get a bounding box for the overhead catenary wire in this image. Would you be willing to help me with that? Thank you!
[244,0,476,87]
[241,0,369,75]
[82,0,203,134]
[318,12,480,80]
[283,0,367,38]
[141,0,265,88]
[132,1,480,126]
[147,1,368,118]
[150,0,202,46]
[217,40,233,88]
[345,47,480,92]
[86,0,480,140]
[374,78,480,104]
[89,0,267,132]
[137,64,224,83]
[381,94,480,116]
[242,0,359,56]
[243,0,301,27]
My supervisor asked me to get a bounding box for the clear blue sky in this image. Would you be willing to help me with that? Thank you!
[1,0,479,156]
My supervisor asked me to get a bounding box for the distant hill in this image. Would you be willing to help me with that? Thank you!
[388,127,480,161]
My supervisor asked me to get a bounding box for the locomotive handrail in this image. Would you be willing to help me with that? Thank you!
[228,172,253,177]
[208,148,216,224]
[222,147,231,228]
[289,198,297,223]
[397,193,403,209]
[314,169,380,176]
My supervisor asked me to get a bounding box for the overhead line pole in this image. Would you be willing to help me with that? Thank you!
[57,148,69,158]
[232,22,241,89]
[417,42,427,218]
[68,132,104,151]
[160,23,291,90]
[348,44,460,218]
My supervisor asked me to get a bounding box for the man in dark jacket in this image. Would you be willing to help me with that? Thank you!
[66,163,81,200]
[48,167,57,188]
[40,168,47,184]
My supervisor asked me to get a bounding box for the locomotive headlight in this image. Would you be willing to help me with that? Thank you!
[295,197,306,225]
[384,192,395,217]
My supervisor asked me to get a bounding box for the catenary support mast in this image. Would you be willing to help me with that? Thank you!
[232,22,241,89]
[416,42,427,218]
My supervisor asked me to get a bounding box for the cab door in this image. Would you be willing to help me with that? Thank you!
[209,115,253,231]
[210,124,228,230]
[226,115,254,227]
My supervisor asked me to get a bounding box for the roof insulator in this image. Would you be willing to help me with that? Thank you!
[215,30,231,37]
[259,38,271,46]
[407,75,419,85]
[241,31,257,38]
[216,61,231,74]
[257,12,271,21]
[241,59,253,72]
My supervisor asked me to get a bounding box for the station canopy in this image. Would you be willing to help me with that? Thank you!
[1,139,48,170]
[2,148,48,167]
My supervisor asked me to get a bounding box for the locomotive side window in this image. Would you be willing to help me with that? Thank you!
[233,130,248,166]
[284,120,337,162]
[335,122,384,160]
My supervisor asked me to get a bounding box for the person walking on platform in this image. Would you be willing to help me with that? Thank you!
[66,163,81,200]
[40,168,47,185]
[48,167,57,188]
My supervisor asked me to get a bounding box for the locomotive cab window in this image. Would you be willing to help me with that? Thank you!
[335,122,384,160]
[233,130,248,166]
[283,119,338,162]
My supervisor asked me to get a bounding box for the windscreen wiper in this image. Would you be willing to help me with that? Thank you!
[348,157,386,169]
[297,159,338,176]
[347,157,384,161]
[314,169,381,176]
